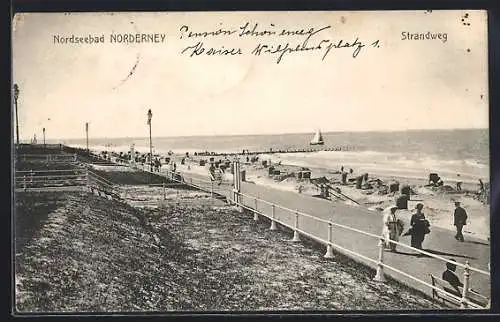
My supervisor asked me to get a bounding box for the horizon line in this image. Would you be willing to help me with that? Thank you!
[42,127,489,142]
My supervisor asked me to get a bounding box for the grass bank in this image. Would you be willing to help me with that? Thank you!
[15,190,439,312]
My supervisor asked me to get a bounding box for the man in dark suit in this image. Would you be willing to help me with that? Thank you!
[453,201,468,242]
[442,259,463,296]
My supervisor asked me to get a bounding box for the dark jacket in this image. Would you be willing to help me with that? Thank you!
[442,269,463,294]
[454,207,468,226]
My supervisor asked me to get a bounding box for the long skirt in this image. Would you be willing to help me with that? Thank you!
[383,224,399,251]
[411,232,425,249]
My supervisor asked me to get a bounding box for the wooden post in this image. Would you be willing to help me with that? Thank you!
[460,261,471,308]
[324,222,334,258]
[373,236,386,282]
[253,198,259,221]
[211,180,214,206]
[233,160,243,212]
[270,204,277,230]
[291,210,300,242]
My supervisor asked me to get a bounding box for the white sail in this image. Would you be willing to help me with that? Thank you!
[310,129,324,145]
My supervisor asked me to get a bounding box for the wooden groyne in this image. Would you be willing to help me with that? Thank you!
[191,146,357,157]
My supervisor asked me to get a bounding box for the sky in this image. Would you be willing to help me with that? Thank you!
[12,10,488,140]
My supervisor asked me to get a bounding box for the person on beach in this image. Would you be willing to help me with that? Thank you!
[456,174,462,192]
[408,203,430,251]
[341,171,348,185]
[209,163,216,180]
[382,206,404,252]
[442,259,463,296]
[453,201,468,242]
[478,179,484,194]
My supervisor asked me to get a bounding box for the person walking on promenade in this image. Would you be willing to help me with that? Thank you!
[382,206,404,252]
[409,203,430,251]
[453,201,468,242]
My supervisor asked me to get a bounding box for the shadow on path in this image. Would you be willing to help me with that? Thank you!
[464,240,489,246]
[392,248,476,260]
[393,250,420,257]
[423,248,477,260]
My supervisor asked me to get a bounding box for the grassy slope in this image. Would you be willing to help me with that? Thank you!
[14,192,78,253]
[15,191,439,312]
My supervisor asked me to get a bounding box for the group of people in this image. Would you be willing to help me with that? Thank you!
[382,201,468,253]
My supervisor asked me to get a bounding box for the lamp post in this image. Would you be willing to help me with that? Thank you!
[42,127,46,147]
[147,109,153,172]
[85,122,89,153]
[13,84,20,146]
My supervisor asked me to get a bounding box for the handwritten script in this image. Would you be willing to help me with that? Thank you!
[179,22,380,64]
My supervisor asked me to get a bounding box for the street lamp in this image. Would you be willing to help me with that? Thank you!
[85,122,89,153]
[42,127,46,147]
[147,109,153,172]
[13,84,20,146]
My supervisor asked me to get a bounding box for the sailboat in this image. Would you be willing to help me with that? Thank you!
[310,129,324,145]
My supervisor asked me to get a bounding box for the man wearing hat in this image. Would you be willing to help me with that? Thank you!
[453,201,468,242]
[442,259,463,295]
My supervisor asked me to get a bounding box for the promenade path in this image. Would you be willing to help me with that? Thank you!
[157,168,491,306]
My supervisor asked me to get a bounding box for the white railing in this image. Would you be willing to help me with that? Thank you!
[18,153,78,163]
[234,191,490,309]
[14,169,87,190]
[14,168,117,196]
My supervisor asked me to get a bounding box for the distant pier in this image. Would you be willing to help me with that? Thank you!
[191,146,356,157]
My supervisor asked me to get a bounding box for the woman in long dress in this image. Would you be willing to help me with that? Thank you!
[383,206,404,252]
[410,203,429,250]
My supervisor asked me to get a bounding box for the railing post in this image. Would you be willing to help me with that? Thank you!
[291,210,301,242]
[23,175,27,191]
[324,221,334,259]
[253,198,259,221]
[460,261,471,308]
[270,204,277,230]
[163,182,166,200]
[373,236,386,282]
[233,160,243,212]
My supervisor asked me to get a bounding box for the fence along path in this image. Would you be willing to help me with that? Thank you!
[14,168,119,198]
[238,181,490,308]
[166,163,490,309]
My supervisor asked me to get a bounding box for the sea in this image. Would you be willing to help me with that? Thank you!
[61,128,489,184]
